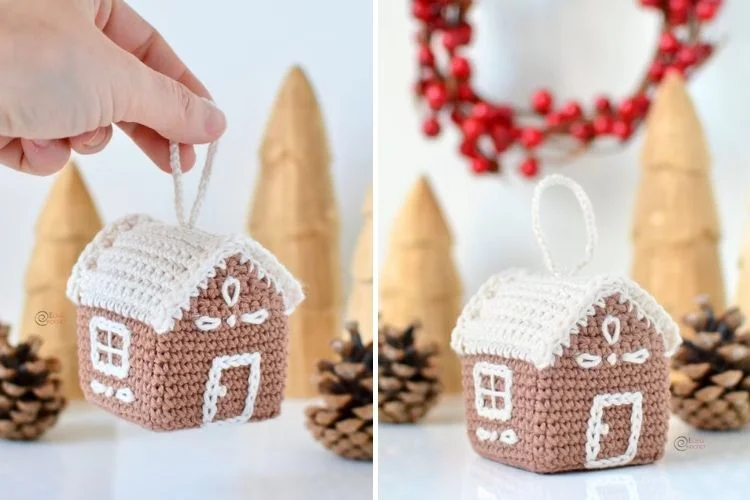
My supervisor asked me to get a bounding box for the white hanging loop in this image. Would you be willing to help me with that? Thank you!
[531,174,598,277]
[169,140,219,228]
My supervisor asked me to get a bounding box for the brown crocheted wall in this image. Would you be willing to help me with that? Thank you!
[461,293,670,473]
[77,254,289,431]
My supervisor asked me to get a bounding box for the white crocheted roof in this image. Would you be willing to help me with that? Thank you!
[451,269,680,369]
[67,214,304,334]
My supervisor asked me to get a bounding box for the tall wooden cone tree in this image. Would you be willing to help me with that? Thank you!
[633,72,724,335]
[380,177,462,393]
[250,66,342,398]
[19,161,102,400]
[346,187,373,342]
[734,201,750,310]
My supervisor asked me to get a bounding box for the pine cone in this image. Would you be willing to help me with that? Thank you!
[0,325,66,440]
[379,323,441,424]
[670,297,750,430]
[305,323,373,461]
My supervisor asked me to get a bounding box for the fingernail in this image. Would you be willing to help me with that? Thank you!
[31,140,52,148]
[84,128,104,148]
[203,99,227,137]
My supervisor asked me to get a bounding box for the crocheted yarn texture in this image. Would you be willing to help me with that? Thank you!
[67,215,304,431]
[452,270,680,473]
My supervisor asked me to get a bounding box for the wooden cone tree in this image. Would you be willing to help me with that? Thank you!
[734,200,750,310]
[346,187,373,342]
[380,176,462,393]
[633,72,724,334]
[250,66,342,398]
[19,161,102,400]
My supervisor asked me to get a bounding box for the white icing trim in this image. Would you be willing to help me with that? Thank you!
[90,380,134,404]
[89,316,131,379]
[66,215,305,334]
[240,309,269,325]
[195,316,221,331]
[585,392,643,469]
[473,362,512,422]
[576,353,602,369]
[90,380,108,395]
[607,353,617,365]
[451,270,681,369]
[622,348,650,364]
[222,277,241,307]
[476,427,497,442]
[202,352,261,426]
[602,315,621,345]
[499,429,518,445]
[226,315,237,327]
[115,388,135,403]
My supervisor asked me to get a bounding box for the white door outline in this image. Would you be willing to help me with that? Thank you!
[585,392,643,469]
[202,352,261,426]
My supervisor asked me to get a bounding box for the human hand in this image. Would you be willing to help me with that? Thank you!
[0,0,226,175]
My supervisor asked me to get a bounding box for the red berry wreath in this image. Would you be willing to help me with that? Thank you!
[412,0,723,178]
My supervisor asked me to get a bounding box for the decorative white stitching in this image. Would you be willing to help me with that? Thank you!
[89,316,131,379]
[473,362,512,421]
[222,277,241,307]
[226,315,237,327]
[195,316,221,331]
[607,353,617,365]
[622,348,650,364]
[585,392,643,469]
[90,380,134,404]
[115,388,135,403]
[202,352,261,426]
[240,309,269,325]
[476,427,497,442]
[499,429,518,445]
[575,353,602,369]
[602,315,621,345]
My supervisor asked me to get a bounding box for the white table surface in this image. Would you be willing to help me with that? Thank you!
[0,400,372,500]
[380,396,750,500]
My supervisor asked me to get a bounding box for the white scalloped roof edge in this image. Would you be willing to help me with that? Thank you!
[67,214,304,334]
[451,269,680,369]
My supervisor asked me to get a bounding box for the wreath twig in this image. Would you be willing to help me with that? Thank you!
[412,0,723,177]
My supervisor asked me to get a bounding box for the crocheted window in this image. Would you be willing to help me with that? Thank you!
[472,362,512,421]
[89,316,131,379]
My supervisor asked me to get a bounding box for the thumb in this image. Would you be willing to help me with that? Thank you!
[118,64,226,145]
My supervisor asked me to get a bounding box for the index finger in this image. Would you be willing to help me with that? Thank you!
[98,0,211,100]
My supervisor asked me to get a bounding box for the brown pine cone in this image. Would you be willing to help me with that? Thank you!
[305,322,373,461]
[379,323,441,424]
[0,325,66,440]
[670,297,750,430]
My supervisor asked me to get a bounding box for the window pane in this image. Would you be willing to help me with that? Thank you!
[111,354,122,367]
[111,334,123,350]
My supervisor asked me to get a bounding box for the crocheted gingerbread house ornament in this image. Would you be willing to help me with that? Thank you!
[452,175,681,473]
[66,143,304,431]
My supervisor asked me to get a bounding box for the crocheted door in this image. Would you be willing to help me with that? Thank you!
[203,352,262,425]
[585,392,643,468]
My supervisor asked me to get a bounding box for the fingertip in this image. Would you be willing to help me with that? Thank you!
[20,139,71,176]
[203,100,227,141]
[71,126,113,155]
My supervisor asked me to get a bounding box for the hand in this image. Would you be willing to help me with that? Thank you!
[0,0,226,175]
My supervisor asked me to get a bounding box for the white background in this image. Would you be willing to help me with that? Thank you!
[378,0,750,302]
[0,0,372,323]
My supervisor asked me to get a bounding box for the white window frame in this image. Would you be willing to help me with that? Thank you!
[473,361,512,421]
[89,316,131,379]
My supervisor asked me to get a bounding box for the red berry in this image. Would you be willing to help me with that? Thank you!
[531,89,554,115]
[494,105,514,125]
[640,0,661,7]
[472,102,493,121]
[593,115,613,135]
[648,61,667,82]
[442,31,461,51]
[519,157,539,178]
[457,84,475,101]
[677,46,698,66]
[612,120,632,141]
[561,101,582,120]
[418,45,434,66]
[696,1,719,21]
[459,139,477,157]
[422,117,441,137]
[571,122,594,142]
[546,112,563,127]
[456,23,473,44]
[491,124,513,152]
[450,109,465,124]
[425,83,447,110]
[451,57,471,80]
[668,0,689,22]
[618,98,638,121]
[659,32,680,54]
[412,1,434,21]
[462,117,485,141]
[471,156,491,174]
[520,128,544,149]
[634,94,650,114]
[594,96,612,114]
